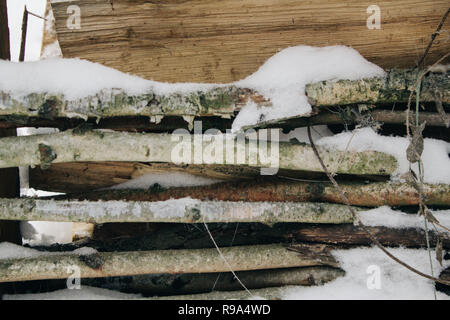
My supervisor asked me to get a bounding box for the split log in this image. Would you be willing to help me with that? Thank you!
[0,198,356,224]
[57,179,450,207]
[0,70,448,127]
[83,266,344,296]
[0,129,397,176]
[51,0,450,83]
[0,243,338,282]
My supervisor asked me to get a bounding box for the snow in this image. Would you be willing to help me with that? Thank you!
[360,206,450,230]
[316,127,450,184]
[0,242,97,260]
[0,45,384,126]
[282,246,449,300]
[232,45,385,131]
[3,286,141,300]
[108,172,222,190]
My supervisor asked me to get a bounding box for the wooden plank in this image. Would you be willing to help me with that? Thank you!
[51,0,450,83]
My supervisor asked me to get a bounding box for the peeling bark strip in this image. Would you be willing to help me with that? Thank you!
[0,70,447,124]
[60,180,450,207]
[0,244,338,283]
[0,130,397,176]
[0,198,356,224]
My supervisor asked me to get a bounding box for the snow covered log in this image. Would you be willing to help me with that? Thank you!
[0,70,447,127]
[58,180,450,207]
[0,129,397,176]
[0,198,355,224]
[0,244,338,283]
[84,266,344,296]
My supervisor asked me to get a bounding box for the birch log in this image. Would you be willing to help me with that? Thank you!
[0,244,338,282]
[0,198,356,224]
[0,129,397,176]
[58,179,450,207]
[0,70,447,125]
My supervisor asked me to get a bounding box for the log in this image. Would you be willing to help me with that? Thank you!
[57,179,450,207]
[245,110,450,131]
[0,243,338,282]
[51,0,450,83]
[86,222,450,252]
[0,129,398,176]
[0,70,448,127]
[83,266,344,296]
[147,286,291,300]
[0,198,356,224]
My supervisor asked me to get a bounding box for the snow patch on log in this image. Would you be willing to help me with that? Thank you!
[317,127,450,184]
[233,45,385,131]
[282,247,450,300]
[360,206,450,230]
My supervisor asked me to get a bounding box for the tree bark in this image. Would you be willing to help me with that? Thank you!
[0,70,448,127]
[83,266,344,296]
[0,129,398,176]
[0,198,356,224]
[56,179,450,207]
[0,243,338,283]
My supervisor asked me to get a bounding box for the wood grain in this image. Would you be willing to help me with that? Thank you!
[52,0,450,83]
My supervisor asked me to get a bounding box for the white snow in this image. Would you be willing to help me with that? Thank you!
[232,45,385,131]
[360,206,450,230]
[282,246,449,300]
[316,127,450,184]
[108,172,222,190]
[3,286,141,300]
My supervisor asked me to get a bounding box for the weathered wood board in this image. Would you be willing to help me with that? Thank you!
[51,0,450,83]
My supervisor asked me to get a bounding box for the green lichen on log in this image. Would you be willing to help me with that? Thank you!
[0,129,397,176]
[0,198,357,224]
[0,244,338,282]
[0,70,447,123]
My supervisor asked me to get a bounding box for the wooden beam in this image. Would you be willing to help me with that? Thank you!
[0,243,338,282]
[51,0,450,83]
[0,129,398,175]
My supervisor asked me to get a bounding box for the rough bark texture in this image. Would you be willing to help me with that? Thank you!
[83,266,344,296]
[86,222,450,252]
[51,0,450,83]
[247,110,450,131]
[0,129,398,176]
[0,198,356,224]
[0,71,448,127]
[57,179,450,207]
[0,244,338,283]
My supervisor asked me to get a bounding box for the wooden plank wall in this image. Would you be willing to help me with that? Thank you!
[51,0,450,83]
